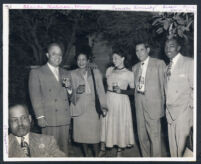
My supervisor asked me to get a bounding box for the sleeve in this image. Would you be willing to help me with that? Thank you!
[47,136,66,157]
[28,69,44,118]
[106,67,113,77]
[94,69,107,109]
[132,64,138,79]
[187,59,194,109]
[128,71,135,89]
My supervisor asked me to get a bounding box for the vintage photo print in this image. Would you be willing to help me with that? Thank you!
[3,4,197,162]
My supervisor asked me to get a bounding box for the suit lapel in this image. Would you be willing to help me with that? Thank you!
[29,133,38,157]
[9,134,26,157]
[145,57,153,86]
[43,64,63,91]
[172,54,184,76]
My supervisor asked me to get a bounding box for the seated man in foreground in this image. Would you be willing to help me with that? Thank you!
[8,104,66,157]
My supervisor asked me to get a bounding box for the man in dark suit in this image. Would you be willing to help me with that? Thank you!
[132,42,166,157]
[29,43,74,156]
[165,37,193,157]
[9,104,65,157]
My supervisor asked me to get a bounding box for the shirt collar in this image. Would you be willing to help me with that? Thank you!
[47,62,58,71]
[15,133,30,145]
[172,53,181,64]
[141,56,150,65]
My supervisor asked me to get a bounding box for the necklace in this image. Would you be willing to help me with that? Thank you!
[114,67,125,70]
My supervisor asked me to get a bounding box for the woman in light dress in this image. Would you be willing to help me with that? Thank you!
[70,47,107,157]
[99,47,135,157]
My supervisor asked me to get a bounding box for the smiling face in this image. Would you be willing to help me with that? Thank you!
[46,45,63,67]
[9,105,31,137]
[136,43,150,62]
[77,54,89,69]
[112,53,125,68]
[165,39,181,59]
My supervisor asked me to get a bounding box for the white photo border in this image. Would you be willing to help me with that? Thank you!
[3,4,197,162]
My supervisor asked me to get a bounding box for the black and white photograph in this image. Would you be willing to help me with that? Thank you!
[2,4,197,162]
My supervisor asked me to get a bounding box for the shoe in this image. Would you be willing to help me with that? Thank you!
[98,150,106,157]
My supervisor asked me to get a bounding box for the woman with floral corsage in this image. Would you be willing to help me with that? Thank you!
[70,47,107,157]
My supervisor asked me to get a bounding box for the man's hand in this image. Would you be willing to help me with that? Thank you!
[37,117,48,128]
[76,85,85,94]
[62,77,71,88]
[113,86,121,94]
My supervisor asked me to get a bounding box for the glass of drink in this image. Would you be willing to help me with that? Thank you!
[62,77,71,88]
[112,82,118,91]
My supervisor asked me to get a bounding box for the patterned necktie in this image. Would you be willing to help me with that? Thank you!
[167,59,173,80]
[21,136,31,157]
[137,62,145,92]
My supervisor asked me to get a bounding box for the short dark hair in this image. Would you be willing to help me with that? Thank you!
[135,42,150,49]
[166,36,181,47]
[47,43,64,53]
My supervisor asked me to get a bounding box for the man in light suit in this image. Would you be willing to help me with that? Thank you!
[9,104,65,157]
[29,43,74,156]
[165,37,193,157]
[132,42,166,157]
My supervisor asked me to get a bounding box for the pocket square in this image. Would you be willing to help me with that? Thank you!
[39,144,45,149]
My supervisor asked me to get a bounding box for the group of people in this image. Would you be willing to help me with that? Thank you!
[8,36,194,158]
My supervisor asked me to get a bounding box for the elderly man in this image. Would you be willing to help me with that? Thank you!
[8,104,65,157]
[132,42,166,157]
[29,43,75,156]
[165,37,194,157]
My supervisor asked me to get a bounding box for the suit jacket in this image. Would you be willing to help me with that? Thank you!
[9,132,65,157]
[70,68,107,116]
[165,54,194,122]
[132,57,166,119]
[29,64,74,126]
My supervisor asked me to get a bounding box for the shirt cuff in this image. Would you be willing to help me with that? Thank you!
[37,116,45,119]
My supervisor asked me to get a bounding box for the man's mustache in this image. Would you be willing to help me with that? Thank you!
[17,125,27,129]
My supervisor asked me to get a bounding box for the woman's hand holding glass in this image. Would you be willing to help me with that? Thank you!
[76,85,85,94]
[112,82,121,94]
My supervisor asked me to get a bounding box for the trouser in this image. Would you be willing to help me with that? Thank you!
[135,94,162,157]
[42,125,70,156]
[167,107,193,157]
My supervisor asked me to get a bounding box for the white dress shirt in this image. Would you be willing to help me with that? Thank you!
[47,63,59,81]
[16,133,29,145]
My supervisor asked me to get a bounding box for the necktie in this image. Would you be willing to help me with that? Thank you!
[137,62,145,92]
[167,59,173,80]
[21,136,31,157]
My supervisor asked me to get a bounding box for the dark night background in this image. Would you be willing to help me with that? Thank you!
[7,9,195,157]
[1,0,200,161]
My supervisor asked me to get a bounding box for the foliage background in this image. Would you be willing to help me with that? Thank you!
[9,10,194,109]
